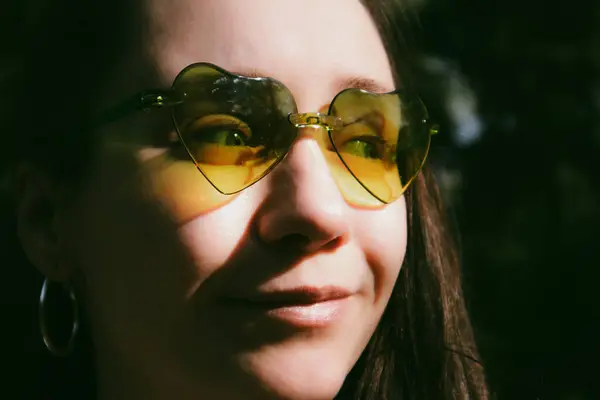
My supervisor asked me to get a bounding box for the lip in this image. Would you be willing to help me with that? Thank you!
[219,286,353,328]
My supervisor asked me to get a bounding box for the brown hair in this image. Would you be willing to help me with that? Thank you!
[1,0,488,398]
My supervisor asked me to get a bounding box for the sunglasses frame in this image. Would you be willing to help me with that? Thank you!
[95,62,438,203]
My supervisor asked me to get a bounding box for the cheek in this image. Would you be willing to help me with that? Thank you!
[63,151,255,345]
[353,197,407,303]
[69,174,258,312]
[176,192,257,295]
[67,173,198,325]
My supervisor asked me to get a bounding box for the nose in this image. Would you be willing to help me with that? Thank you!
[254,132,350,254]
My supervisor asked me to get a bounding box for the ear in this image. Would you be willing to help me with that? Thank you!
[14,164,71,282]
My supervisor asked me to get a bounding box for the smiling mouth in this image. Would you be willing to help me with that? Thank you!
[218,286,353,328]
[233,286,352,305]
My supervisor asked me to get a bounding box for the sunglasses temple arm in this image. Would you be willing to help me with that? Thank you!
[91,89,179,129]
[92,93,145,128]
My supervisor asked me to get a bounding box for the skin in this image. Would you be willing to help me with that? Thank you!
[17,0,407,399]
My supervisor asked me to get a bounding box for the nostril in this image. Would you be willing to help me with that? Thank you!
[277,233,310,252]
[320,236,345,252]
[271,233,345,254]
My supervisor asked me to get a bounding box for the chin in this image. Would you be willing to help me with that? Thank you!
[237,344,356,400]
[253,369,347,400]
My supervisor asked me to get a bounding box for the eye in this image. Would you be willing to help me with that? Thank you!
[182,114,251,146]
[339,137,383,159]
[335,123,385,159]
[204,129,246,146]
[178,114,267,166]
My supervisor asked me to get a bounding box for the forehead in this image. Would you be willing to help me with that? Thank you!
[145,0,394,99]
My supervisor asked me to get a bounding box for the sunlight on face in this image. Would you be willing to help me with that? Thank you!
[69,1,408,399]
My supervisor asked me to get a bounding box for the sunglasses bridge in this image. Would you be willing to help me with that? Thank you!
[287,113,343,131]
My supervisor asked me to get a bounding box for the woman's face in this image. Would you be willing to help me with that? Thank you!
[59,0,406,398]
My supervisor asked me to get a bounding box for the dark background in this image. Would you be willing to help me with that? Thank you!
[2,0,599,398]
[419,0,599,398]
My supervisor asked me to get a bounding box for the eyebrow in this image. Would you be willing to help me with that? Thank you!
[230,69,395,94]
[336,76,395,94]
[230,69,265,79]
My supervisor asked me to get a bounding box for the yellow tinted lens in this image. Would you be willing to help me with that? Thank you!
[172,64,297,194]
[329,89,431,206]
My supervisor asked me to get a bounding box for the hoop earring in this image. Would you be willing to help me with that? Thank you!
[38,278,80,357]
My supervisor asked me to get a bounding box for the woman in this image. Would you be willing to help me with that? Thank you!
[1,0,488,398]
